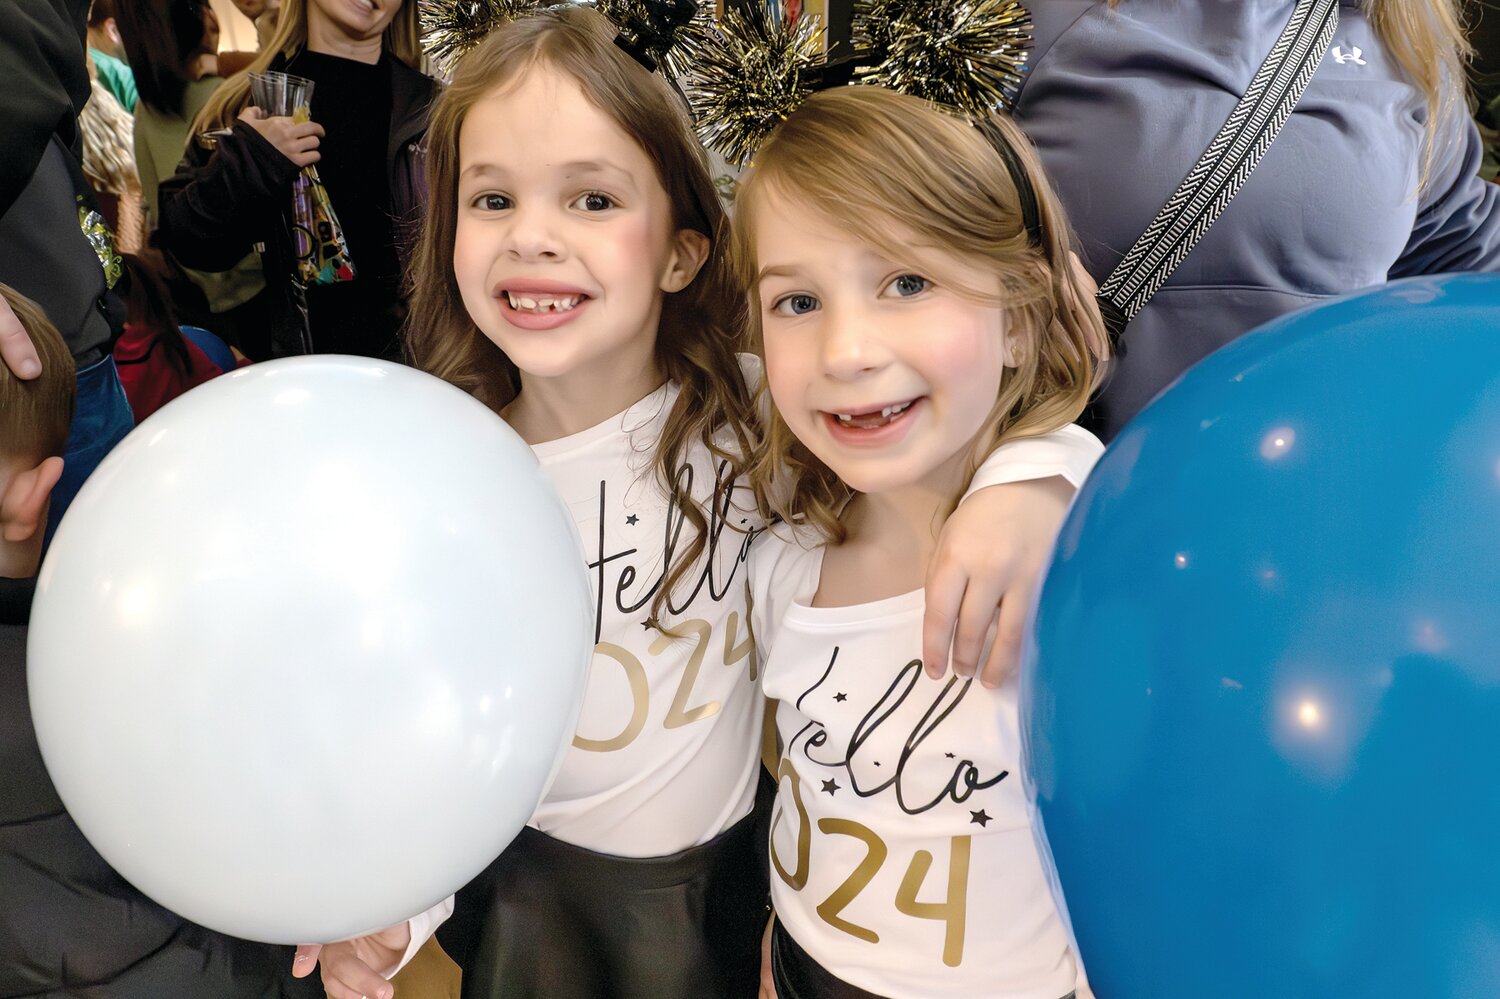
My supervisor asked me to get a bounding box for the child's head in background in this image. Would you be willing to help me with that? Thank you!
[0,285,75,576]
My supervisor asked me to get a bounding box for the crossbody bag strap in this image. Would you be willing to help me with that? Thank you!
[1095,0,1340,348]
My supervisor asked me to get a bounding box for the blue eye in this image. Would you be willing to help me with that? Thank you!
[573,192,615,212]
[772,293,819,316]
[473,193,510,211]
[886,274,931,298]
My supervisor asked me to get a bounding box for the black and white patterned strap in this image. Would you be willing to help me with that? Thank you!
[1095,0,1340,346]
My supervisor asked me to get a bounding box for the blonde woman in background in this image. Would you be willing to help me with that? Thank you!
[156,0,437,361]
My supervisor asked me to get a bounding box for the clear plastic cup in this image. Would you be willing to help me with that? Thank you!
[249,70,316,118]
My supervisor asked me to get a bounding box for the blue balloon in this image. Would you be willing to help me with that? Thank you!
[1022,275,1500,998]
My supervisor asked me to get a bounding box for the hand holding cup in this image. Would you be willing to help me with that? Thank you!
[237,106,324,168]
[243,70,323,168]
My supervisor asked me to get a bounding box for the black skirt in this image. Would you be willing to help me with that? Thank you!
[440,771,774,999]
[771,918,887,999]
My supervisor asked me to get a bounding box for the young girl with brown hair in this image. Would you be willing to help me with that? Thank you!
[742,87,1107,998]
[292,8,1103,998]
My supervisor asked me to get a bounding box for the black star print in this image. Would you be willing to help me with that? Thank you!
[945,752,955,759]
[970,809,992,827]
[641,621,653,631]
[625,514,639,526]
[821,779,840,796]
[834,692,847,702]
[873,762,881,767]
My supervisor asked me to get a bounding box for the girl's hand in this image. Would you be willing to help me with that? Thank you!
[923,476,1076,688]
[759,914,777,999]
[292,922,411,999]
[237,107,324,168]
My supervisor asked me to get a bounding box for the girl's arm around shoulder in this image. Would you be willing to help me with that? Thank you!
[924,424,1104,689]
[963,423,1104,497]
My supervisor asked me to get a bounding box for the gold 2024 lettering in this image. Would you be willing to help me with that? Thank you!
[573,613,756,752]
[771,756,974,967]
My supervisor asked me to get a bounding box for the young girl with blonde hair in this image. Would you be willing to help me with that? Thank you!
[292,8,1102,998]
[743,86,1107,998]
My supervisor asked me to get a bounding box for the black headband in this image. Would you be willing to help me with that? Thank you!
[611,0,699,72]
[975,117,1043,249]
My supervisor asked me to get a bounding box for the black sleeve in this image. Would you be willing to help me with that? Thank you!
[155,121,302,273]
[0,0,92,217]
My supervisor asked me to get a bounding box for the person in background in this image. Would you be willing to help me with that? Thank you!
[78,70,146,253]
[1467,0,1499,181]
[221,0,285,76]
[0,283,327,999]
[0,0,135,539]
[87,0,138,113]
[112,251,245,423]
[158,0,437,360]
[1016,0,1500,441]
[118,0,274,359]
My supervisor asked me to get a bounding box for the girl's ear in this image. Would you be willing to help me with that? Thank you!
[659,229,711,294]
[1002,326,1021,368]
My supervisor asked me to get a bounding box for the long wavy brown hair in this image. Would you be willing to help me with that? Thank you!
[736,87,1109,544]
[192,0,422,136]
[405,6,756,624]
[1108,0,1472,187]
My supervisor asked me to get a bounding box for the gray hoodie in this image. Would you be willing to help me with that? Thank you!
[1015,0,1500,440]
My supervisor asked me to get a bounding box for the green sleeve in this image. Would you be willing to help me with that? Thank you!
[89,49,137,113]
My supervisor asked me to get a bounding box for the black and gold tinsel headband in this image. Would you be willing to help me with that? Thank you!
[853,0,1031,120]
[681,5,825,170]
[419,0,543,75]
[420,0,706,78]
[418,0,1039,242]
[684,0,1041,244]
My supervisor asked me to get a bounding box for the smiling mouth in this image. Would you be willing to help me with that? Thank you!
[828,399,917,430]
[503,291,588,315]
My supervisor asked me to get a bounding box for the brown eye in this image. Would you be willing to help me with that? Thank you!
[573,192,615,212]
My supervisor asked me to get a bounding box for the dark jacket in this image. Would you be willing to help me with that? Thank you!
[1016,0,1500,441]
[156,52,437,358]
[0,0,135,538]
[0,577,323,999]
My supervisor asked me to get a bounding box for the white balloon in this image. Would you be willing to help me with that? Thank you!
[28,357,592,945]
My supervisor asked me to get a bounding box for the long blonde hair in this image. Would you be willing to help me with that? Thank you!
[192,0,422,136]
[405,6,757,624]
[736,87,1109,544]
[1108,0,1471,185]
